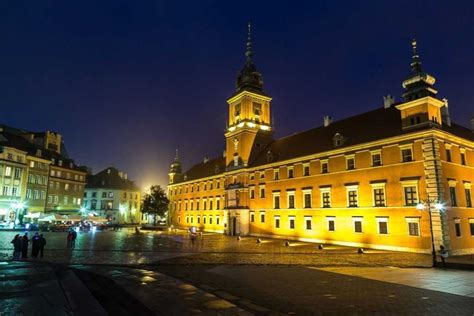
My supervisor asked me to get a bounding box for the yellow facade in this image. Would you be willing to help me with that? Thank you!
[168,36,474,255]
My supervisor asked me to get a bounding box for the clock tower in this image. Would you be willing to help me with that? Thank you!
[225,23,273,169]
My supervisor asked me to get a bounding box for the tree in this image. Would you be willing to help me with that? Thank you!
[141,185,169,226]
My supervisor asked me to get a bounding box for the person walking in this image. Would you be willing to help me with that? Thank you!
[38,234,46,259]
[21,233,29,259]
[11,234,22,260]
[439,245,448,267]
[66,231,73,248]
[31,233,40,258]
[71,229,77,248]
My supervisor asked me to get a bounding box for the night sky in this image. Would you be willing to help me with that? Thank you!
[2,1,473,189]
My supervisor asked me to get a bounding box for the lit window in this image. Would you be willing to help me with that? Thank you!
[5,166,12,177]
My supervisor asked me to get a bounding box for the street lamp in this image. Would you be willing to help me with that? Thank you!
[416,200,443,267]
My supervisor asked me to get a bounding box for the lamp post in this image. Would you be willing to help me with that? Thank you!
[417,200,443,267]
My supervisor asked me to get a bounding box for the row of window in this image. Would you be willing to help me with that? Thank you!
[250,213,421,236]
[28,160,48,170]
[445,145,468,165]
[26,189,46,200]
[83,200,139,211]
[50,169,85,181]
[169,180,223,196]
[0,166,23,178]
[180,214,221,226]
[2,186,21,197]
[84,191,139,199]
[47,195,82,206]
[171,196,224,212]
[28,174,48,185]
[49,181,83,192]
[4,153,25,163]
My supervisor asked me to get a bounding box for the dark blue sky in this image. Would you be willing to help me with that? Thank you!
[2,1,473,188]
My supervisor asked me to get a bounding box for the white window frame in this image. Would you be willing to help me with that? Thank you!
[406,217,421,236]
[370,182,386,207]
[288,215,295,229]
[304,216,312,230]
[303,189,312,208]
[274,168,280,180]
[250,211,255,223]
[371,149,382,166]
[320,159,329,174]
[303,163,310,176]
[346,154,355,170]
[273,192,281,209]
[287,166,294,178]
[274,215,280,228]
[376,217,389,235]
[400,144,414,162]
[287,190,295,209]
[401,180,419,206]
[259,185,266,198]
[260,211,265,223]
[346,184,359,207]
[249,186,255,199]
[320,187,331,208]
[327,216,336,232]
[353,216,363,233]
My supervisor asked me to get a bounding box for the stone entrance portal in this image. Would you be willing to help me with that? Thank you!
[224,209,249,236]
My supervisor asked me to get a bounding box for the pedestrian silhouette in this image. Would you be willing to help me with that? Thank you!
[31,232,40,258]
[39,234,46,258]
[21,233,29,259]
[11,234,22,260]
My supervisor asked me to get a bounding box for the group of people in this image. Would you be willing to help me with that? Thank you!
[11,233,46,260]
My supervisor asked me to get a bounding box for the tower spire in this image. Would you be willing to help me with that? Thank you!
[402,38,437,101]
[246,22,253,64]
[410,38,422,73]
[174,149,179,162]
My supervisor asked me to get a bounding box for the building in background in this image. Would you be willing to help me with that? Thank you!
[0,125,86,225]
[83,167,141,224]
[168,29,474,256]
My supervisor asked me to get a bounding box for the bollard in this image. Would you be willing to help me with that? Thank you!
[358,248,364,254]
[285,241,290,247]
[318,244,324,250]
[257,237,261,243]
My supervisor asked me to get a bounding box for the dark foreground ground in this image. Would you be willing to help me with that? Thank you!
[1,230,473,315]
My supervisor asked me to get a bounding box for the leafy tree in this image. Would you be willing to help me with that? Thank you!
[141,185,169,226]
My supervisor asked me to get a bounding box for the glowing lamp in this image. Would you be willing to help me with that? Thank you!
[416,203,425,210]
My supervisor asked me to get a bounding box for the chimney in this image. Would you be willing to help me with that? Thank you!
[441,98,451,127]
[470,117,474,132]
[323,116,332,127]
[383,95,395,109]
[203,156,210,163]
